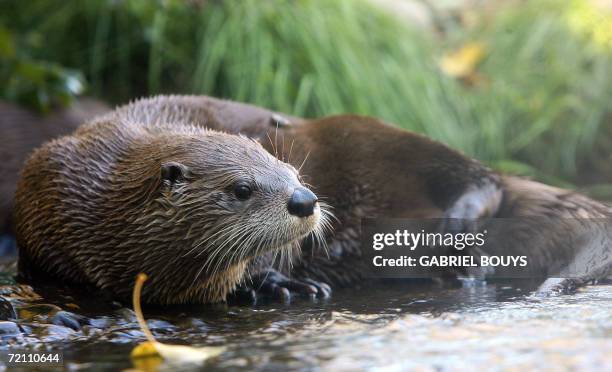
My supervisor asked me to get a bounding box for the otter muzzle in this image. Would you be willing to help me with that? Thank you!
[288,187,318,217]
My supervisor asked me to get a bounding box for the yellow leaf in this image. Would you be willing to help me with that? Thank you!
[130,341,163,372]
[440,42,486,78]
[131,341,160,359]
[130,273,225,369]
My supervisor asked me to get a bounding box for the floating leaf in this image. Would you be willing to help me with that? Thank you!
[130,273,225,369]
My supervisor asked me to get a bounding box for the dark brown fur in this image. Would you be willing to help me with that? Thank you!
[14,105,326,304]
[491,176,612,292]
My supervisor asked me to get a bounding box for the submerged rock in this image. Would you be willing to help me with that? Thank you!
[0,296,16,320]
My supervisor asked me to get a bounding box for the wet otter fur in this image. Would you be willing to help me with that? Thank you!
[492,176,612,293]
[112,96,611,295]
[14,106,328,304]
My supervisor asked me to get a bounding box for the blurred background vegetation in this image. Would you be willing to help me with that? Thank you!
[1,0,611,197]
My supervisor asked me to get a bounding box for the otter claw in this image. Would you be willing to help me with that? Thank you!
[238,269,332,302]
[536,277,588,296]
[227,288,258,304]
[302,278,332,298]
[270,277,331,300]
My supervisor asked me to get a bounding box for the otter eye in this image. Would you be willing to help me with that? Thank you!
[234,183,252,200]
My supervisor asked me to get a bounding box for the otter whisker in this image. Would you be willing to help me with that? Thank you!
[213,221,264,277]
[309,206,333,259]
[187,221,239,258]
[318,201,339,224]
[240,233,268,289]
[277,224,298,274]
[205,224,253,277]
[278,241,299,275]
[193,226,249,288]
[191,263,208,289]
[288,139,295,165]
[220,227,257,276]
[254,240,281,293]
[195,226,245,280]
[184,225,230,258]
[215,207,287,278]
[270,247,281,274]
[199,218,251,253]
[235,231,259,270]
[266,132,277,158]
[274,122,280,159]
[298,150,311,172]
[314,226,330,259]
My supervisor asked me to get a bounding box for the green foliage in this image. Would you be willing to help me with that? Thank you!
[2,0,611,188]
[0,25,84,113]
[463,1,612,182]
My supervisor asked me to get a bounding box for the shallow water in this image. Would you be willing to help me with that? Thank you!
[0,259,610,371]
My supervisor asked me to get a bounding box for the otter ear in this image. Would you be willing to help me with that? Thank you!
[161,162,189,185]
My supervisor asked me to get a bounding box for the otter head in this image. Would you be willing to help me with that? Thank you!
[126,130,328,303]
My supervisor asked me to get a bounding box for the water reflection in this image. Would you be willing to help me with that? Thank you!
[0,266,610,371]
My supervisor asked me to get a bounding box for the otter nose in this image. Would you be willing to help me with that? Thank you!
[288,187,318,217]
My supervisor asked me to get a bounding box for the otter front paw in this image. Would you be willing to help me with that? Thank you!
[231,269,331,303]
[535,277,589,296]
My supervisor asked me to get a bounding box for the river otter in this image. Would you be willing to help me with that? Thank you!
[110,96,610,297]
[0,99,110,236]
[14,107,330,304]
